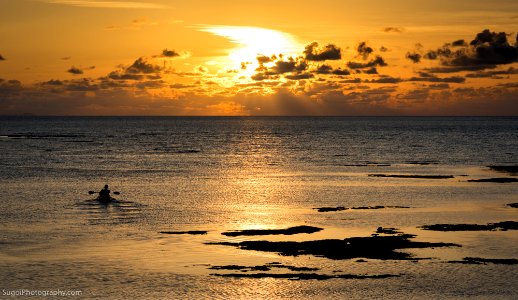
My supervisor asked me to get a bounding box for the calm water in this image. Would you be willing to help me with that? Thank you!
[1,117,518,299]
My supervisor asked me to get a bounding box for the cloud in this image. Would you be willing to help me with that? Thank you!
[347,56,387,69]
[41,79,64,86]
[285,73,314,80]
[303,42,341,61]
[61,56,71,60]
[41,0,167,9]
[161,49,180,57]
[466,67,518,78]
[383,27,403,33]
[67,66,84,75]
[0,54,5,61]
[422,29,518,71]
[357,42,373,60]
[127,57,162,74]
[408,76,465,83]
[406,52,422,63]
[0,79,22,96]
[363,67,378,74]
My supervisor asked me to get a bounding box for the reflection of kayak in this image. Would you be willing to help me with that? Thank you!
[97,196,115,203]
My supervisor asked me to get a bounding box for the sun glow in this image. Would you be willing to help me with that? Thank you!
[200,26,302,72]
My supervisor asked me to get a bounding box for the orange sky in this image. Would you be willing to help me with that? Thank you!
[0,0,517,115]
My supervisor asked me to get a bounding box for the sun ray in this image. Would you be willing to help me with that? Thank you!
[199,26,302,75]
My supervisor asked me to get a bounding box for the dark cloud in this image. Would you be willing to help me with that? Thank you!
[0,54,5,61]
[162,49,180,57]
[67,66,83,75]
[408,76,465,83]
[422,29,518,71]
[256,55,275,64]
[383,27,403,33]
[451,39,467,47]
[65,78,98,91]
[425,65,496,73]
[357,42,374,60]
[366,77,402,84]
[498,82,518,88]
[316,64,333,74]
[107,71,145,81]
[273,59,307,74]
[127,57,162,74]
[332,68,351,76]
[347,56,387,69]
[41,79,64,86]
[406,52,422,63]
[303,42,341,61]
[466,67,518,78]
[428,83,450,90]
[0,79,22,95]
[61,56,71,60]
[136,80,167,89]
[285,73,314,80]
[363,67,378,74]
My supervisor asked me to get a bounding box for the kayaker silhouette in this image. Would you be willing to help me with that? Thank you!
[98,184,111,202]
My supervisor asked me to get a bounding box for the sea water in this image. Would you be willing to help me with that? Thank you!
[1,117,517,299]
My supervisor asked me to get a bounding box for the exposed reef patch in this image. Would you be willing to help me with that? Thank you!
[210,272,400,280]
[160,230,208,235]
[448,257,518,265]
[467,178,518,183]
[221,225,323,237]
[420,221,518,231]
[314,206,410,212]
[487,165,518,175]
[209,262,319,272]
[368,174,454,179]
[207,234,460,260]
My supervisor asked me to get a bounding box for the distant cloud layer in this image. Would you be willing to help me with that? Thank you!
[42,0,167,9]
[1,28,517,116]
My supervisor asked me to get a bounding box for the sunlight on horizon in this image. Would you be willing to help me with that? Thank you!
[199,26,302,73]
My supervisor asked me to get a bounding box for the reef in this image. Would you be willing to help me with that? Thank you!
[420,221,518,231]
[368,174,454,179]
[221,225,323,237]
[207,234,460,260]
[448,257,518,265]
[159,230,208,235]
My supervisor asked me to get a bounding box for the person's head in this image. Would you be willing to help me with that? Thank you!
[104,184,109,189]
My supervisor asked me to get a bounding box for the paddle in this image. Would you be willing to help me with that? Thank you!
[88,191,121,195]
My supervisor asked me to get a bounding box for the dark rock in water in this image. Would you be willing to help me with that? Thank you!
[314,206,410,212]
[420,221,518,231]
[507,203,518,208]
[343,163,391,167]
[207,234,460,260]
[376,227,402,234]
[314,206,346,212]
[176,149,201,154]
[209,263,319,272]
[487,165,518,175]
[448,257,518,265]
[467,178,518,183]
[210,272,399,280]
[221,225,323,237]
[407,161,438,165]
[368,174,454,179]
[160,230,208,235]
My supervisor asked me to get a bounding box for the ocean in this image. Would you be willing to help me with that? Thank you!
[1,117,517,299]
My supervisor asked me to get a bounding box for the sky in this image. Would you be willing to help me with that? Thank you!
[0,0,517,116]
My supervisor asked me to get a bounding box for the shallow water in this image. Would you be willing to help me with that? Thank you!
[1,117,518,299]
